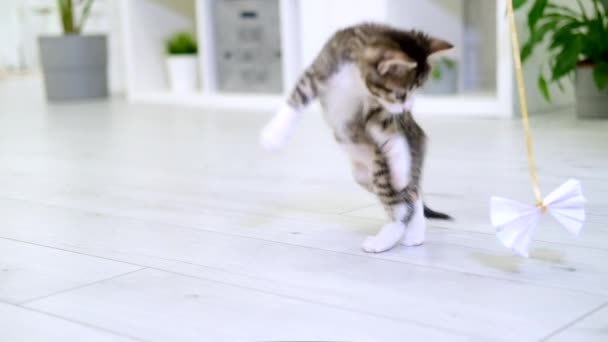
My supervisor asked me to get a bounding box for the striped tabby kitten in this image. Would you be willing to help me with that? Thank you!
[260,23,453,253]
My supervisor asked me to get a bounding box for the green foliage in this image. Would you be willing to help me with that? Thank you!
[431,57,457,80]
[166,32,198,55]
[57,0,95,34]
[516,0,608,101]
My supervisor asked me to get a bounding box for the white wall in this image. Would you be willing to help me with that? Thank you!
[463,0,497,92]
[387,0,462,59]
[0,0,21,70]
[298,0,389,67]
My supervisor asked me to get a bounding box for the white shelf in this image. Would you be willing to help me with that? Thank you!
[129,91,283,111]
[120,0,514,117]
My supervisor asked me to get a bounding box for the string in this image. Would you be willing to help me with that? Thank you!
[507,0,546,211]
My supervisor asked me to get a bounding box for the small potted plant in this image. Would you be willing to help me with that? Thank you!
[423,57,458,94]
[165,31,199,93]
[38,0,108,101]
[516,0,608,118]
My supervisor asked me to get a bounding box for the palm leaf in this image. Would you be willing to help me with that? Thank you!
[593,61,608,89]
[76,0,95,33]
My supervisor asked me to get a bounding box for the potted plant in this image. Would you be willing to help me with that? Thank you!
[423,57,458,94]
[516,0,608,118]
[38,0,108,101]
[165,31,199,93]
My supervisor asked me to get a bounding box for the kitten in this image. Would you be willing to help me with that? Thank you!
[260,23,453,253]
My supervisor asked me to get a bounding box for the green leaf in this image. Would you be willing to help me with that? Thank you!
[539,74,551,101]
[77,0,95,33]
[521,41,534,62]
[549,21,584,50]
[58,0,75,34]
[443,58,456,69]
[431,66,442,80]
[593,61,608,89]
[513,0,528,10]
[528,0,548,31]
[575,0,590,22]
[551,36,583,81]
[593,0,607,40]
[166,32,198,55]
[522,19,560,62]
[546,3,582,18]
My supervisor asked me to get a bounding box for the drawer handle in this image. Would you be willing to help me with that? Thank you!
[240,11,258,19]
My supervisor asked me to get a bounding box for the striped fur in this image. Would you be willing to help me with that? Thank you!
[261,22,453,253]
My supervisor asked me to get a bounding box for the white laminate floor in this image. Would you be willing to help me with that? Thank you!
[1,78,607,342]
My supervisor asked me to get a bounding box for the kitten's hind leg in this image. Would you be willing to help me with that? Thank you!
[403,198,426,246]
[352,161,373,193]
[362,202,410,253]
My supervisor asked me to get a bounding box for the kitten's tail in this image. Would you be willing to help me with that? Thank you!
[423,204,452,220]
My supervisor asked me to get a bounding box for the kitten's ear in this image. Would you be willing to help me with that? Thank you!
[429,38,454,55]
[378,58,417,75]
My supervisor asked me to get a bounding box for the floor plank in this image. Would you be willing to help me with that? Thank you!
[0,302,138,342]
[545,303,608,342]
[2,78,608,341]
[0,237,141,304]
[1,181,608,297]
[0,199,602,341]
[25,268,478,342]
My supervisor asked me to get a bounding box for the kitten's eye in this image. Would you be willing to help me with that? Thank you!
[394,91,407,101]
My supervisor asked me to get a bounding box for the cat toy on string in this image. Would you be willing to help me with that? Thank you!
[489,0,586,257]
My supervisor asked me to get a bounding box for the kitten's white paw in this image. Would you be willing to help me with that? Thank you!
[259,105,299,151]
[402,222,426,247]
[402,235,425,247]
[260,122,288,151]
[402,199,426,247]
[361,222,405,253]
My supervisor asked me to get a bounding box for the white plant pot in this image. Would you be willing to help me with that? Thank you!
[166,55,199,93]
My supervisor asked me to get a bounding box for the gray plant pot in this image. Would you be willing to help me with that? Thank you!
[575,65,608,119]
[38,34,108,101]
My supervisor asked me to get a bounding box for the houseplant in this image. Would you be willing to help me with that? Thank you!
[423,57,458,94]
[516,0,608,118]
[165,31,199,93]
[38,0,108,101]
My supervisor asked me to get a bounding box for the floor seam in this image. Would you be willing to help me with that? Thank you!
[1,238,485,340]
[19,268,147,305]
[3,191,608,253]
[4,301,147,342]
[2,231,604,302]
[0,236,147,269]
[539,301,608,341]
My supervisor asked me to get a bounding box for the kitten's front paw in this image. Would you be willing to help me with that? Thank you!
[362,236,394,253]
[402,236,425,247]
[260,121,288,151]
[259,105,298,151]
[402,226,425,247]
[361,222,405,253]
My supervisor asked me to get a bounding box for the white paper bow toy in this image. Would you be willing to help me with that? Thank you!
[490,179,586,257]
[490,1,586,257]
